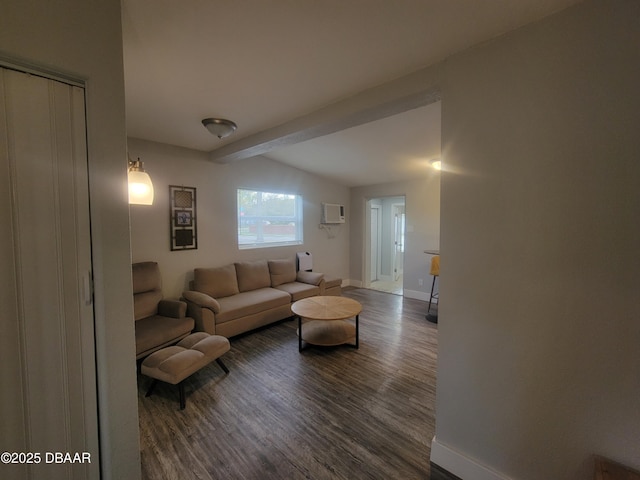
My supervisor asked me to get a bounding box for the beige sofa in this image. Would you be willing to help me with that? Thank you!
[182,258,325,338]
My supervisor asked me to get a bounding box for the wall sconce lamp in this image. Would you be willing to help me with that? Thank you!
[202,117,238,139]
[430,158,442,171]
[128,156,154,205]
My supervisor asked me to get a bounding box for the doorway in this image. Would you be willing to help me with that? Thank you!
[366,196,406,295]
[393,203,405,281]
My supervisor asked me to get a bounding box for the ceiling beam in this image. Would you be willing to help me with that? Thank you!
[208,65,442,164]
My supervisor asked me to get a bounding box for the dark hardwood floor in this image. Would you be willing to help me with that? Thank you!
[137,288,440,479]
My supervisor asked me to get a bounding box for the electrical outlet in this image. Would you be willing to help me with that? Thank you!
[418,279,423,286]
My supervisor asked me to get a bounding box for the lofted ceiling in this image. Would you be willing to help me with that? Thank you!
[122,0,581,187]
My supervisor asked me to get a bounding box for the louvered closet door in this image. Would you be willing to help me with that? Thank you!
[0,67,99,480]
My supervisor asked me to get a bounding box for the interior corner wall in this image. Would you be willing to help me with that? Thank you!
[435,1,640,479]
[0,1,140,479]
[127,137,350,298]
[350,176,440,298]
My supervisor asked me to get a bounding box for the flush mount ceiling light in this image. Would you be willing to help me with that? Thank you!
[430,158,442,171]
[128,156,154,205]
[202,118,237,139]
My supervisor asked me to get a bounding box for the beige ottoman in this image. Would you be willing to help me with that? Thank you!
[141,332,230,409]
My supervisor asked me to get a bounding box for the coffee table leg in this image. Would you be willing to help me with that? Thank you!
[355,314,359,349]
[298,315,303,352]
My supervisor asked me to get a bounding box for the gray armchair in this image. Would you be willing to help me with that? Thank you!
[133,261,194,359]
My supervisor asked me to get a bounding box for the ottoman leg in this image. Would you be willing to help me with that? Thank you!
[146,379,158,398]
[178,382,186,410]
[216,358,230,374]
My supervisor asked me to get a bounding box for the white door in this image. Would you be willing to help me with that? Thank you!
[393,204,405,281]
[0,67,99,479]
[369,205,381,282]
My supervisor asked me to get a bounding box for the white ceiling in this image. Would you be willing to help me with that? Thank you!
[122,0,581,187]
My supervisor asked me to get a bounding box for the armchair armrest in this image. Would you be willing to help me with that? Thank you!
[157,299,187,318]
[182,290,220,314]
[296,271,324,286]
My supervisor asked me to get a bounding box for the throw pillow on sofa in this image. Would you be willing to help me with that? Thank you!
[235,260,271,292]
[268,258,297,287]
[194,264,240,298]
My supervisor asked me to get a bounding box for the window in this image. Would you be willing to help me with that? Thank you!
[237,189,303,249]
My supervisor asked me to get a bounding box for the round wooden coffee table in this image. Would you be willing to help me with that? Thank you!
[291,296,362,352]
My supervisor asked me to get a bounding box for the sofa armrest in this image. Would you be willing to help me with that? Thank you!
[182,290,221,314]
[157,299,187,318]
[296,271,324,286]
[181,290,219,334]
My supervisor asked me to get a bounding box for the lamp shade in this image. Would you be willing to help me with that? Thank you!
[128,159,154,205]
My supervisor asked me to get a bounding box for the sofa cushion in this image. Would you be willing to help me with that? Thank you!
[132,261,163,320]
[235,260,271,292]
[132,261,162,294]
[134,290,163,321]
[135,314,194,357]
[216,288,291,324]
[275,282,320,302]
[268,258,297,287]
[194,264,239,298]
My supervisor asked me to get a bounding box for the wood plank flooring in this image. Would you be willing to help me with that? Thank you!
[137,288,439,479]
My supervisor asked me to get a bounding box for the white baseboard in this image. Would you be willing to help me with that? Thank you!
[344,283,430,302]
[403,289,429,301]
[430,437,512,480]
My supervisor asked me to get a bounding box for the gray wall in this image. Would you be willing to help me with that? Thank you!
[128,137,350,297]
[0,1,140,478]
[434,1,640,479]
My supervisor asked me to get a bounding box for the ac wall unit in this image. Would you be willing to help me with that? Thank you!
[321,203,345,224]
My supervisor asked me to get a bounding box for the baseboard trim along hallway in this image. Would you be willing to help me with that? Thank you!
[430,436,512,480]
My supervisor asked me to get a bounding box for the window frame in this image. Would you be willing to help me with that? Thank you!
[236,188,304,250]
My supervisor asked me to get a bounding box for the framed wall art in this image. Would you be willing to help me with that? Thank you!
[169,185,197,250]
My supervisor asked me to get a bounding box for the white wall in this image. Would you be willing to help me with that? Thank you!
[350,175,440,299]
[434,1,640,479]
[0,1,140,479]
[128,137,350,298]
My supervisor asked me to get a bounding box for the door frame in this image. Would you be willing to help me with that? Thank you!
[363,195,406,291]
[392,202,406,281]
[369,203,382,284]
